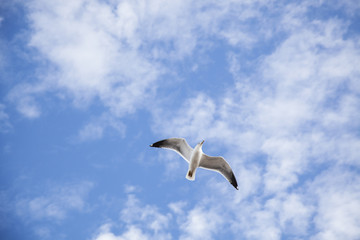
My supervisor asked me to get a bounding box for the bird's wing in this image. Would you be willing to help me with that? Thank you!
[199,154,238,190]
[150,138,193,162]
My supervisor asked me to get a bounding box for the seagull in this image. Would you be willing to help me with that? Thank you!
[150,138,238,190]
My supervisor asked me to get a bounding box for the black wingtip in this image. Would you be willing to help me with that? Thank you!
[150,139,167,148]
[230,172,239,190]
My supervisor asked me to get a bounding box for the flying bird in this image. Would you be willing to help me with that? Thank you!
[150,138,238,190]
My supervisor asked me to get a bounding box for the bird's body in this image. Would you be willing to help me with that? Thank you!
[150,138,238,190]
[186,140,204,180]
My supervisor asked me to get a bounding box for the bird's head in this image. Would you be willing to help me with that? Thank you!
[197,140,205,148]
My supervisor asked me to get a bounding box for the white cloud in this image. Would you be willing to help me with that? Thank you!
[8,0,280,122]
[262,137,308,193]
[150,2,360,239]
[92,164,360,240]
[93,224,151,240]
[120,193,171,234]
[76,113,126,142]
[34,226,51,239]
[231,165,262,203]
[179,207,224,240]
[7,83,44,119]
[152,93,216,143]
[92,189,230,240]
[93,191,172,240]
[9,0,163,119]
[154,10,360,186]
[270,193,313,236]
[244,209,281,240]
[168,201,187,215]
[16,181,93,221]
[15,97,41,118]
[309,168,360,240]
[0,103,12,132]
[78,122,104,141]
[3,0,360,239]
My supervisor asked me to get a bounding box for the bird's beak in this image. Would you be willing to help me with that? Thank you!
[200,140,204,145]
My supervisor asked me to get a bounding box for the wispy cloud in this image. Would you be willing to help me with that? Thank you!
[93,187,172,240]
[92,188,230,240]
[2,0,360,239]
[76,113,126,142]
[179,207,224,240]
[120,193,171,234]
[7,83,45,119]
[9,0,278,125]
[16,181,93,221]
[309,168,360,240]
[150,1,360,239]
[9,0,163,121]
[93,223,152,240]
[0,104,12,132]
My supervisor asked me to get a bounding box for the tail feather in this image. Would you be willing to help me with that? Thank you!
[186,170,195,181]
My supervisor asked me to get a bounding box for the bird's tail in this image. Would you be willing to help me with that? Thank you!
[186,170,195,181]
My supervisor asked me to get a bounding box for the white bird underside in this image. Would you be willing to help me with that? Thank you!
[150,137,238,190]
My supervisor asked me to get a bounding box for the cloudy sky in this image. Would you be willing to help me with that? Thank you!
[1,0,360,239]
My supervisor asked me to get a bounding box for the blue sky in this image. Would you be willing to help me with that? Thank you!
[1,0,360,239]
